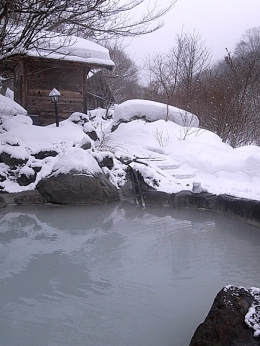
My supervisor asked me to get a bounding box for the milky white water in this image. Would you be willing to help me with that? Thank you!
[0,203,260,346]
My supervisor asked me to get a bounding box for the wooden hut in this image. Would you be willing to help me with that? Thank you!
[0,35,114,125]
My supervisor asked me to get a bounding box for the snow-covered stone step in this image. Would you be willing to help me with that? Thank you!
[157,164,180,170]
[156,164,196,179]
[172,172,196,179]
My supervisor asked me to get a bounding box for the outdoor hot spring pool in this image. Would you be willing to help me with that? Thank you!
[0,203,260,346]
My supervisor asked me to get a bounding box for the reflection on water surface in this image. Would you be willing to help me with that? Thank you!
[0,203,260,346]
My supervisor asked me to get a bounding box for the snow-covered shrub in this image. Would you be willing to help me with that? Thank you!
[152,127,174,147]
[93,122,114,151]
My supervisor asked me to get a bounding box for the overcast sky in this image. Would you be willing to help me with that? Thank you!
[125,0,260,63]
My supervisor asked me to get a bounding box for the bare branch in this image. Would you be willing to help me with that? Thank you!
[0,0,177,57]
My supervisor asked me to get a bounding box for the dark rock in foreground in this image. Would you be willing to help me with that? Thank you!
[36,172,119,205]
[189,286,260,346]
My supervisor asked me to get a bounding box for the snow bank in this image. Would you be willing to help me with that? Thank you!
[113,99,199,127]
[0,94,27,117]
[109,118,260,201]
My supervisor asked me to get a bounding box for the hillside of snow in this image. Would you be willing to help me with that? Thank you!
[0,96,260,201]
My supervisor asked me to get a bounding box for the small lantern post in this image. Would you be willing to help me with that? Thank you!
[49,88,61,127]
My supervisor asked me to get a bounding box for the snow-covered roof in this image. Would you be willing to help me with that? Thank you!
[1,30,115,70]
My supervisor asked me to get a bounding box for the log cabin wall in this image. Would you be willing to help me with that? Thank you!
[22,57,89,126]
[14,59,24,106]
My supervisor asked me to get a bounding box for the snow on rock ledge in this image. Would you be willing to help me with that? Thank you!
[245,287,260,337]
[112,99,199,128]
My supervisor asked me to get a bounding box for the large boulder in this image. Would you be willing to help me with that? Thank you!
[36,172,119,205]
[36,147,119,204]
[190,286,260,346]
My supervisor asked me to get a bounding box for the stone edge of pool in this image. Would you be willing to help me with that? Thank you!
[0,188,259,228]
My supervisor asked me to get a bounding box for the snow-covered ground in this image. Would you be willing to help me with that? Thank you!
[0,96,260,201]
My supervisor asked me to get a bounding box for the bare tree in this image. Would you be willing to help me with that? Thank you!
[0,0,176,57]
[144,30,211,117]
[103,43,141,103]
[194,46,260,147]
[234,26,260,144]
[235,27,260,57]
[0,0,69,55]
[144,26,260,146]
[194,63,239,143]
[144,50,180,117]
[87,69,115,112]
[178,32,211,109]
[225,50,260,145]
[86,44,142,115]
[141,79,164,103]
[85,46,145,141]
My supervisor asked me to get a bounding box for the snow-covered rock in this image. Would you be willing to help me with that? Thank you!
[0,94,27,117]
[0,95,31,134]
[112,99,199,127]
